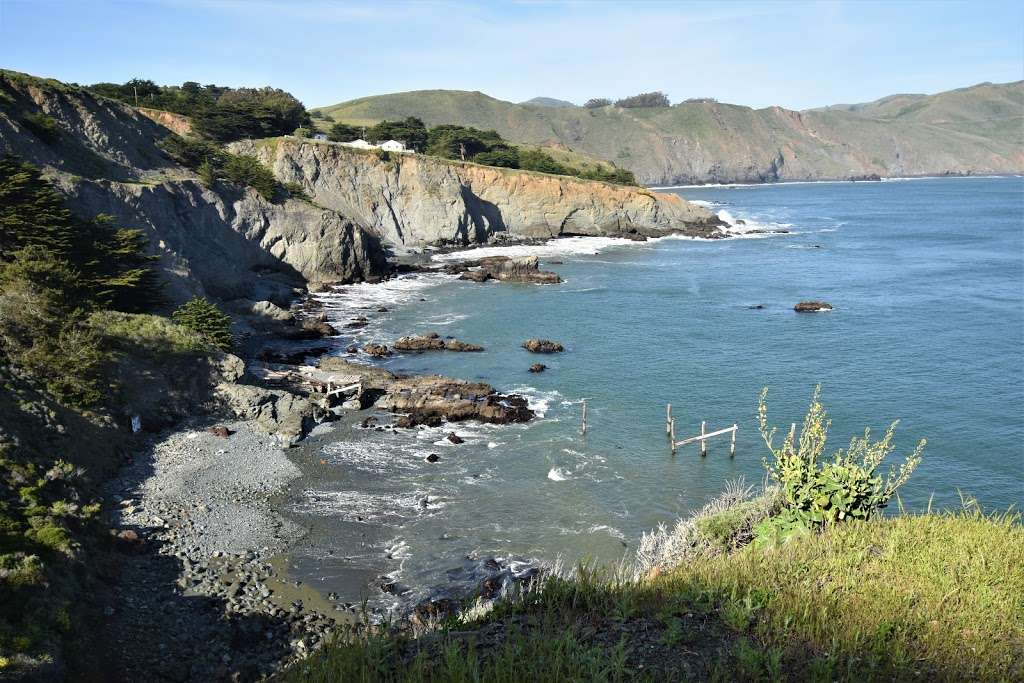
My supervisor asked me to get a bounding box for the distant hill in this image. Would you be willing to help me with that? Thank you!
[316,82,1024,185]
[520,96,576,108]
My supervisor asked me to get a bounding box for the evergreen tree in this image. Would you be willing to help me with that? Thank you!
[171,297,233,351]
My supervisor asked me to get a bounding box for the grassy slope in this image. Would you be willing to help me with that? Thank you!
[283,511,1023,682]
[314,82,1024,184]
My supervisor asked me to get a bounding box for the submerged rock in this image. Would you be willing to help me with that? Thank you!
[528,363,547,373]
[794,301,833,312]
[522,339,564,353]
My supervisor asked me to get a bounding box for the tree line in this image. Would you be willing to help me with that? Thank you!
[86,79,310,143]
[326,117,636,185]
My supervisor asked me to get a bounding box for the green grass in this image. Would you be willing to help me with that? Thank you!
[282,510,1023,682]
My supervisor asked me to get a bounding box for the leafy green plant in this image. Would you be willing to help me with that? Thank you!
[756,386,925,542]
[171,297,233,351]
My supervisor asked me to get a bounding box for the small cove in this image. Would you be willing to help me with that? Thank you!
[282,176,1024,611]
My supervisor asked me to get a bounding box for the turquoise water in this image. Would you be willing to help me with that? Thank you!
[291,176,1024,607]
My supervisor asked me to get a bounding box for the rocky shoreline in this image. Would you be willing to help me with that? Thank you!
[101,420,347,680]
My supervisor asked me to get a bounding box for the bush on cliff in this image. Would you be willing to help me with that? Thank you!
[171,297,233,351]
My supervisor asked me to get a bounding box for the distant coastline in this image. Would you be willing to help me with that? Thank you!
[649,172,1023,191]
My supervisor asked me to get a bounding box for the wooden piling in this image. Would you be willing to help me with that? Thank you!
[700,421,707,457]
[730,424,737,457]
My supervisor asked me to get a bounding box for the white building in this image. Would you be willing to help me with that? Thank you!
[340,139,376,149]
[337,138,414,153]
[379,139,408,153]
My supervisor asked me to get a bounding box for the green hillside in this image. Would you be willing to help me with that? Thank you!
[315,82,1024,185]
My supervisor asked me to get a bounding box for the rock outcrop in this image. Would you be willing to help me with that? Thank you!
[453,256,562,284]
[393,333,484,352]
[0,71,387,306]
[794,301,833,312]
[234,137,725,249]
[316,357,533,427]
[523,339,564,353]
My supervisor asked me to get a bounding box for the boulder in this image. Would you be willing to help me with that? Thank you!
[522,339,564,353]
[529,363,547,373]
[393,335,445,351]
[299,319,339,337]
[207,425,232,438]
[425,453,440,463]
[214,383,317,444]
[447,432,465,444]
[794,301,833,312]
[362,343,392,357]
[443,339,484,352]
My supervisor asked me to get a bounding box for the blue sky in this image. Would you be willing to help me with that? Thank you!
[1,0,1021,110]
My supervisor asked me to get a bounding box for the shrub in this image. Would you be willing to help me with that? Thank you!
[222,154,277,200]
[283,180,309,200]
[584,98,612,108]
[88,310,212,358]
[19,112,60,144]
[615,91,670,108]
[755,386,925,543]
[292,126,311,138]
[171,297,232,351]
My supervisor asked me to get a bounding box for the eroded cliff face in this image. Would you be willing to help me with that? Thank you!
[234,138,722,249]
[0,71,386,304]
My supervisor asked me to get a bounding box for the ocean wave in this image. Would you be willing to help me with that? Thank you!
[547,467,570,481]
[293,489,434,522]
[431,236,640,262]
[314,273,457,334]
[509,386,563,418]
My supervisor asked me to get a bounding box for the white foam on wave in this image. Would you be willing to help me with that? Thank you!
[689,199,724,208]
[547,467,570,481]
[509,386,562,418]
[293,489,431,522]
[587,524,627,541]
[321,436,449,474]
[432,236,640,262]
[314,274,457,339]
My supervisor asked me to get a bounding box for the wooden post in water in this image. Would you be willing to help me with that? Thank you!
[581,400,588,435]
[730,424,737,457]
[666,404,672,435]
[700,421,707,457]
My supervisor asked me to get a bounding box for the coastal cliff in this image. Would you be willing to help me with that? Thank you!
[233,137,723,249]
[0,71,386,304]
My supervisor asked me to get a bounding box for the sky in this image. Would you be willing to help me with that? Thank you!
[1,0,1021,110]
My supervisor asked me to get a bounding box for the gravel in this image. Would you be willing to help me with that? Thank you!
[102,420,345,681]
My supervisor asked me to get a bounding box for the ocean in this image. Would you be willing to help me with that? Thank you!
[284,176,1024,610]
